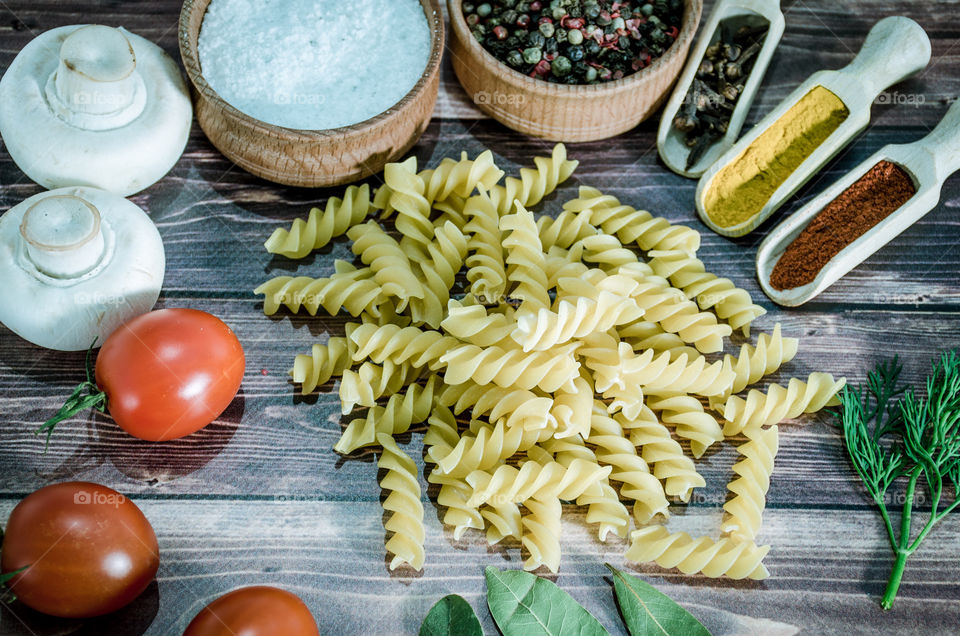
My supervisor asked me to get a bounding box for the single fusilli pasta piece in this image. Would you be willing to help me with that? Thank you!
[439,341,581,393]
[264,184,372,259]
[463,188,508,304]
[626,526,770,580]
[563,186,700,253]
[501,202,551,313]
[292,338,353,394]
[384,159,433,259]
[588,405,670,524]
[338,360,420,414]
[423,150,504,202]
[334,376,438,454]
[646,392,723,459]
[646,249,766,336]
[724,324,800,396]
[522,497,562,572]
[719,372,846,435]
[612,264,732,354]
[409,221,469,329]
[255,263,384,318]
[429,417,553,477]
[349,323,461,370]
[439,381,555,433]
[487,143,578,215]
[376,432,425,570]
[511,292,643,352]
[722,425,779,542]
[620,408,705,501]
[441,298,516,347]
[466,458,610,508]
[348,220,425,307]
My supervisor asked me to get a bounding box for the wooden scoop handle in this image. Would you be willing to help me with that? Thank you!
[913,99,960,181]
[840,16,931,98]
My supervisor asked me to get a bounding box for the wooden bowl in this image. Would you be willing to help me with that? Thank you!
[448,0,702,142]
[178,0,444,188]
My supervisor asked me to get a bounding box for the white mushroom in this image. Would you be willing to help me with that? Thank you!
[0,25,192,196]
[0,186,165,351]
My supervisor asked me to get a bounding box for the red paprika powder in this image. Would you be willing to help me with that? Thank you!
[770,160,916,290]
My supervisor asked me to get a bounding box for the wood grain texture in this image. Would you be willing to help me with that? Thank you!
[447,0,702,141]
[1,1,959,634]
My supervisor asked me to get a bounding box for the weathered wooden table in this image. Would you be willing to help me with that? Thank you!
[1,1,959,634]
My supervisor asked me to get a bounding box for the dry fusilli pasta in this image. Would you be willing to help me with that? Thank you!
[264,184,372,259]
[377,432,425,570]
[719,372,846,435]
[564,186,700,253]
[626,525,770,580]
[722,425,779,542]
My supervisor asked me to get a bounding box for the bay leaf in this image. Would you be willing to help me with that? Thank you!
[605,564,711,636]
[419,594,483,636]
[485,566,610,636]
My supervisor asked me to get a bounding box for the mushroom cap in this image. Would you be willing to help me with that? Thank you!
[0,186,165,351]
[0,25,192,196]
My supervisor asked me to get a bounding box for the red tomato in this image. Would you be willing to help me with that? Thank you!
[95,308,244,441]
[182,586,319,636]
[0,482,159,618]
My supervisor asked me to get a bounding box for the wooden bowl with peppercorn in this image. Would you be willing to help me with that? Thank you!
[178,0,445,188]
[449,0,702,142]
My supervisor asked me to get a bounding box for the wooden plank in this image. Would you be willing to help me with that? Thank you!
[0,502,957,635]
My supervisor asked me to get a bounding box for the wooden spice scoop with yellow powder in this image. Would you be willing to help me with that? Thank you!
[695,16,931,237]
[756,98,960,306]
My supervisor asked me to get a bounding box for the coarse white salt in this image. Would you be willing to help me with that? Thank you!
[198,0,431,130]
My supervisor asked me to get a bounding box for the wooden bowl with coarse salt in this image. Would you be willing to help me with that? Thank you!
[178,0,445,188]
[447,0,702,142]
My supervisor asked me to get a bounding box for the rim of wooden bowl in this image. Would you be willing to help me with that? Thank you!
[447,0,701,99]
[178,0,445,141]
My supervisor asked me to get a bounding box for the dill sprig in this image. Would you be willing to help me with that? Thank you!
[836,350,960,609]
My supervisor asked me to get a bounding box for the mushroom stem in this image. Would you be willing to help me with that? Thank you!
[20,195,106,279]
[46,25,146,130]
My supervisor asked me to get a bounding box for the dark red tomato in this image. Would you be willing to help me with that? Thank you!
[0,482,159,618]
[182,586,319,636]
[95,308,245,441]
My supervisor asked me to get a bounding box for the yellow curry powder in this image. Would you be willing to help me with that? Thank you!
[703,85,849,229]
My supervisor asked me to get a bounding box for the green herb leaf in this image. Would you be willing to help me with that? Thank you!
[485,567,609,636]
[838,350,960,609]
[420,594,482,636]
[605,564,711,636]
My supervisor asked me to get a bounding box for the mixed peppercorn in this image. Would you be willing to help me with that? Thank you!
[463,0,685,84]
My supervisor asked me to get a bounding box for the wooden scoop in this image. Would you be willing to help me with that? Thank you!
[657,0,785,178]
[757,98,960,306]
[695,16,932,237]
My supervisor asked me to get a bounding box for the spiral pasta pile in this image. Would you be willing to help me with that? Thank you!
[256,144,844,576]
